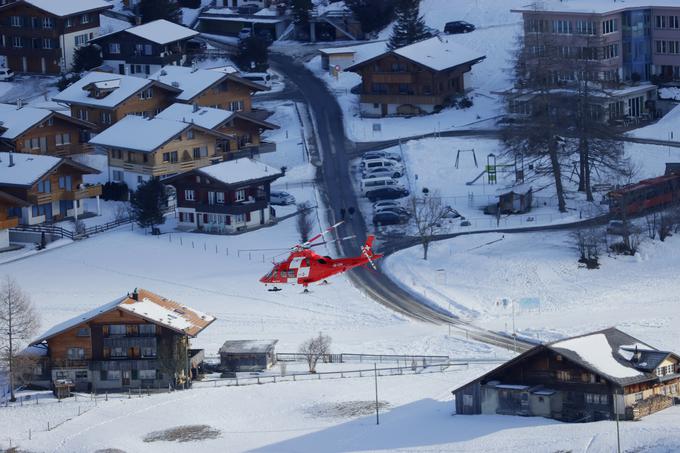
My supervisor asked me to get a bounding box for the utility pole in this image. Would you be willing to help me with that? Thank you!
[614,390,621,453]
[511,299,517,353]
[374,363,379,425]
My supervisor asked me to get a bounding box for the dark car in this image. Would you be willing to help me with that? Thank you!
[373,211,409,226]
[444,21,475,34]
[186,38,207,53]
[366,187,410,202]
[237,4,261,14]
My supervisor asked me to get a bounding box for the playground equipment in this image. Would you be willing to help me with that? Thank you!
[455,149,478,169]
[465,153,525,185]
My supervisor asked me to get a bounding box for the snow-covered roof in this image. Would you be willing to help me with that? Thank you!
[20,0,111,17]
[630,104,680,142]
[392,36,486,72]
[31,289,215,344]
[320,41,387,69]
[156,103,235,130]
[208,65,240,75]
[0,103,52,140]
[0,152,98,187]
[125,19,198,45]
[220,339,278,354]
[89,115,189,152]
[197,158,282,185]
[150,65,225,102]
[199,14,286,24]
[513,0,680,15]
[52,72,158,109]
[93,79,121,90]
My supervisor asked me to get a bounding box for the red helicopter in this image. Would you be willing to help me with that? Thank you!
[260,221,382,291]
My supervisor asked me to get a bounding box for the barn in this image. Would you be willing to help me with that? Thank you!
[219,339,278,372]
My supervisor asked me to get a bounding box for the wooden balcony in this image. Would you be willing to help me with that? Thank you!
[360,93,446,106]
[370,73,415,84]
[62,184,103,200]
[28,192,53,205]
[0,217,19,230]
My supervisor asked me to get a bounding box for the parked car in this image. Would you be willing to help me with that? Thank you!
[366,187,410,202]
[374,211,410,226]
[270,190,295,205]
[362,150,402,162]
[361,158,404,176]
[241,71,272,87]
[238,27,253,40]
[360,177,404,195]
[0,67,14,82]
[373,200,405,211]
[444,21,476,34]
[237,4,261,15]
[375,206,410,217]
[363,167,402,179]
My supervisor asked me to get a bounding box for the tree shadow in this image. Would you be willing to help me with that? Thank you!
[250,398,561,452]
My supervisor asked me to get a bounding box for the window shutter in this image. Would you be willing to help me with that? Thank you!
[246,211,251,222]
[226,216,231,225]
[203,214,208,223]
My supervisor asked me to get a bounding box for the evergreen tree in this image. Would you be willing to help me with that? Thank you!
[388,0,429,50]
[234,36,269,72]
[346,0,396,35]
[72,44,102,73]
[139,0,182,24]
[130,179,168,230]
[292,0,312,26]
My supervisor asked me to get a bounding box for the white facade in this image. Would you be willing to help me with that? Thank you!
[110,167,151,191]
[0,228,9,249]
[103,60,164,78]
[20,200,85,226]
[60,26,101,72]
[177,206,271,234]
[360,102,436,117]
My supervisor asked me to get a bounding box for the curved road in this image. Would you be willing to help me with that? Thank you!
[269,53,533,352]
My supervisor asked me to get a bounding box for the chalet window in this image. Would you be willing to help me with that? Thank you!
[105,370,120,380]
[37,178,51,193]
[462,394,473,407]
[585,393,593,404]
[112,170,123,182]
[138,88,153,100]
[552,19,572,34]
[139,324,156,336]
[42,38,53,49]
[371,83,388,94]
[195,175,201,183]
[74,34,89,47]
[109,324,126,336]
[75,370,88,380]
[144,44,153,55]
[599,394,608,405]
[139,369,156,380]
[67,347,85,360]
[42,17,53,29]
[193,146,207,159]
[216,192,225,204]
[187,130,195,140]
[390,63,406,72]
[55,133,71,146]
[135,43,144,54]
[635,392,643,401]
[137,176,143,184]
[235,189,245,202]
[602,19,617,34]
[66,17,74,27]
[76,326,89,337]
[10,16,21,27]
[162,151,178,163]
[111,347,126,358]
[58,175,73,191]
[101,112,112,125]
[208,191,216,205]
[109,43,120,54]
[229,100,244,111]
[141,346,156,358]
[556,370,571,381]
[56,371,68,379]
[233,213,245,223]
[77,109,88,121]
[12,36,23,48]
[81,14,90,24]
[184,189,195,201]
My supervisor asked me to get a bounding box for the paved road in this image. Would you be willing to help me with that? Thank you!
[269,52,533,352]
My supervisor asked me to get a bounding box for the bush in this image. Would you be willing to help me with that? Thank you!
[458,96,473,109]
[56,74,81,91]
[102,182,130,201]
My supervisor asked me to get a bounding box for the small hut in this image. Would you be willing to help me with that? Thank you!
[491,185,533,214]
[219,340,278,372]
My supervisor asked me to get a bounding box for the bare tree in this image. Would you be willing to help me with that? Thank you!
[658,211,674,242]
[0,277,39,402]
[299,332,331,373]
[410,193,449,260]
[296,201,314,244]
[574,227,602,269]
[645,213,658,240]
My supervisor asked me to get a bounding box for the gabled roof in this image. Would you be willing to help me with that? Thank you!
[31,288,216,345]
[0,190,29,207]
[511,1,680,15]
[346,36,485,73]
[149,65,267,102]
[452,328,679,393]
[0,0,112,17]
[93,19,199,46]
[88,115,229,153]
[220,339,278,354]
[0,104,96,140]
[0,152,99,188]
[156,103,235,130]
[197,158,282,186]
[52,71,181,109]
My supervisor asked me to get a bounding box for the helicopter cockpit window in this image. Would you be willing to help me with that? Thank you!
[304,258,310,267]
[287,270,296,278]
[317,258,327,264]
[279,270,287,278]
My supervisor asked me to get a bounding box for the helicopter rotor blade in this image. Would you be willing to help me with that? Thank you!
[300,221,344,248]
[307,235,356,248]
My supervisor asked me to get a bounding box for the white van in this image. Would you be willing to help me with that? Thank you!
[361,158,404,177]
[241,71,272,87]
[360,177,403,195]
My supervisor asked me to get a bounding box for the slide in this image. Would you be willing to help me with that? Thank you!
[466,169,487,185]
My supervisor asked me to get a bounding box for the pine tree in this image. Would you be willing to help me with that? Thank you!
[72,44,102,73]
[139,0,182,24]
[388,0,429,50]
[292,0,312,26]
[130,179,168,230]
[345,0,396,35]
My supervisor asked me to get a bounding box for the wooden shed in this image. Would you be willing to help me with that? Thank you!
[219,339,278,372]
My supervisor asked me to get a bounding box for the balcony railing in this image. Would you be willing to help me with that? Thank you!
[62,184,103,200]
[0,217,19,230]
[50,359,88,368]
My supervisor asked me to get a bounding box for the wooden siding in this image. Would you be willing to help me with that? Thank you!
[13,115,92,156]
[190,80,254,113]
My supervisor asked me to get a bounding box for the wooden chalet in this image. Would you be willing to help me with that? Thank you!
[345,36,486,117]
[28,288,215,392]
[163,158,283,234]
[453,328,680,422]
[89,115,229,190]
[0,0,112,74]
[0,103,96,156]
[91,19,199,77]
[0,189,27,248]
[156,103,278,158]
[219,339,278,372]
[0,152,102,225]
[52,71,182,132]
[150,65,268,114]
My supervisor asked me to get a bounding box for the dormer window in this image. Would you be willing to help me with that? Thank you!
[42,17,53,29]
[81,14,90,24]
[109,43,121,54]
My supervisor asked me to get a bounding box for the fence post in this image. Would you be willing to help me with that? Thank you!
[105,391,108,401]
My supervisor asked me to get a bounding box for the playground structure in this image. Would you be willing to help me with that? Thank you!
[464,152,525,186]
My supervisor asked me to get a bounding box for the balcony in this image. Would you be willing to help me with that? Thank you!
[189,199,269,215]
[0,217,19,230]
[370,73,415,84]
[28,192,53,205]
[360,93,446,105]
[62,184,103,200]
[51,359,88,368]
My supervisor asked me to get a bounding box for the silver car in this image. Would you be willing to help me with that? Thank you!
[270,190,295,205]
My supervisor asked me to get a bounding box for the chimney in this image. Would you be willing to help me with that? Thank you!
[192,103,199,113]
[16,98,23,110]
[9,152,14,167]
[131,288,139,301]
